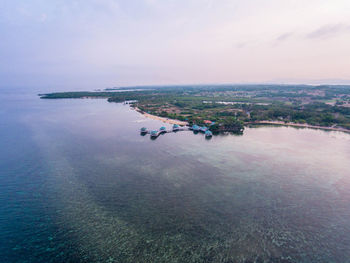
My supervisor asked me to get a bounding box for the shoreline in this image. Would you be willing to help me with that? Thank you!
[248,121,350,133]
[132,106,350,134]
[133,107,188,126]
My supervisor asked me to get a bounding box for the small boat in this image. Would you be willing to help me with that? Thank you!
[159,126,167,133]
[140,127,147,133]
[150,130,159,138]
[205,130,213,138]
[200,126,208,133]
[192,125,200,131]
[172,124,180,131]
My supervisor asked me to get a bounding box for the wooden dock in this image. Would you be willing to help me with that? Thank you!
[141,127,190,138]
[141,126,214,139]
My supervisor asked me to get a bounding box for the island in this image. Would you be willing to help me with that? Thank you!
[40,84,350,134]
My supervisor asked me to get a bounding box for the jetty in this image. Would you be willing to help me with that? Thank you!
[140,124,216,139]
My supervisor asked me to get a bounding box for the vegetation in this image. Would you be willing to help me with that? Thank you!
[40,84,350,133]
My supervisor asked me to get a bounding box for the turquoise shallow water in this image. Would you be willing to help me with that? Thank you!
[1,88,350,262]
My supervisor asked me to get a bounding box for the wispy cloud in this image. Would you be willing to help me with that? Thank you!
[306,23,350,39]
[39,13,47,22]
[275,32,293,42]
[235,42,248,49]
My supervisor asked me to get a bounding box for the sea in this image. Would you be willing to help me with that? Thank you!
[1,87,350,262]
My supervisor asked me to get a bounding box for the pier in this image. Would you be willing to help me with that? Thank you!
[142,127,190,137]
[140,125,212,139]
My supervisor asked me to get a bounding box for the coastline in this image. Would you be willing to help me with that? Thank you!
[248,121,350,133]
[132,106,350,134]
[133,107,188,126]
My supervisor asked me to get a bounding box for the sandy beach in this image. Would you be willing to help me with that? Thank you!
[133,106,350,133]
[133,107,188,126]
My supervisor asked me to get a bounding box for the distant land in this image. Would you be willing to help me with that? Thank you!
[40,84,350,134]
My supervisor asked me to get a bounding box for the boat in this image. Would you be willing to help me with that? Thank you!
[200,126,208,133]
[150,130,159,138]
[192,125,200,131]
[159,126,167,133]
[205,130,213,138]
[140,127,147,133]
[172,124,180,131]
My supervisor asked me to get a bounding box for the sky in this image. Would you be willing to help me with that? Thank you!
[1,0,350,89]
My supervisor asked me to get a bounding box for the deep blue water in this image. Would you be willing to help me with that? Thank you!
[1,87,350,262]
